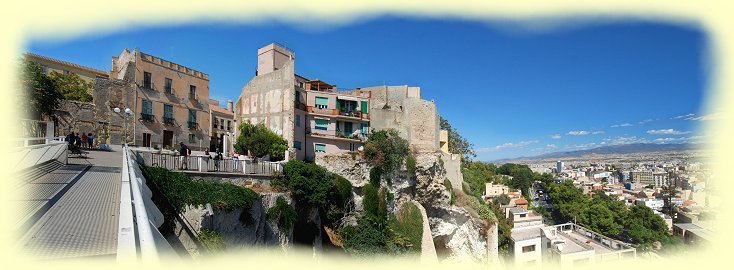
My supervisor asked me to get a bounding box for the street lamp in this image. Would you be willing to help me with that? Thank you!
[114,107,133,147]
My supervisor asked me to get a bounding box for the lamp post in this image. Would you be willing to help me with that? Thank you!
[114,107,132,147]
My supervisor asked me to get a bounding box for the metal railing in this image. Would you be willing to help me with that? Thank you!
[144,152,283,175]
[13,137,68,172]
[118,146,171,262]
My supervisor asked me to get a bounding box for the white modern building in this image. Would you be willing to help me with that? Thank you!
[557,160,564,173]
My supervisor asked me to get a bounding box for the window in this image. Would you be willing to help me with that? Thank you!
[163,104,174,124]
[315,97,328,109]
[63,70,70,76]
[522,245,535,253]
[188,134,196,144]
[141,100,153,121]
[361,123,369,135]
[295,115,301,127]
[189,85,196,99]
[295,91,301,102]
[315,143,326,153]
[165,78,172,93]
[361,101,369,114]
[227,120,232,131]
[40,65,47,74]
[344,122,353,135]
[143,71,152,89]
[315,119,328,130]
[349,143,355,151]
[294,141,302,150]
[188,109,197,129]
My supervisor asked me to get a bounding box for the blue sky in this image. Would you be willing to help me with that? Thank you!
[25,17,710,161]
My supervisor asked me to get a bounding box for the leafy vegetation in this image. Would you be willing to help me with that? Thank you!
[341,202,423,256]
[547,181,672,248]
[140,166,259,213]
[439,115,476,162]
[198,228,226,252]
[273,160,353,228]
[233,121,288,161]
[20,60,63,119]
[443,179,456,205]
[49,71,93,102]
[363,129,410,173]
[267,196,297,232]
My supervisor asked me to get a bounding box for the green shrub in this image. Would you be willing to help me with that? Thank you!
[363,129,409,172]
[406,155,416,175]
[198,228,226,252]
[388,203,423,253]
[362,183,380,218]
[140,166,259,214]
[369,167,382,187]
[233,121,288,161]
[267,197,297,232]
[466,195,496,222]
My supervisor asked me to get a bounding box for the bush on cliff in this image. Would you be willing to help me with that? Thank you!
[363,129,410,173]
[267,196,297,232]
[233,121,288,161]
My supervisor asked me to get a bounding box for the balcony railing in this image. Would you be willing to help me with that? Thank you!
[163,116,175,125]
[338,110,369,119]
[141,113,154,122]
[141,82,155,90]
[187,121,198,129]
[189,93,197,100]
[306,127,369,142]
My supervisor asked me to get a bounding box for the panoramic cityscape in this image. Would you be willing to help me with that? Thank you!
[12,15,718,267]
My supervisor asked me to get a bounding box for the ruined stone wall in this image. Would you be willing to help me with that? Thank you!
[235,60,296,144]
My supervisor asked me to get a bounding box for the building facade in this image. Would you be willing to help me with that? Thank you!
[235,43,443,161]
[630,171,654,186]
[209,99,235,154]
[111,48,211,150]
[25,53,109,84]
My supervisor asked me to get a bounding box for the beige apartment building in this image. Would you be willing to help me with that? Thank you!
[111,48,211,150]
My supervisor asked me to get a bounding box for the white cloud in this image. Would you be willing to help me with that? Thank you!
[567,130,590,136]
[638,119,654,125]
[475,140,539,153]
[546,144,556,149]
[672,113,695,119]
[550,134,561,139]
[610,123,633,128]
[646,129,692,135]
[603,136,649,145]
[685,112,723,121]
[652,136,706,144]
[592,131,605,135]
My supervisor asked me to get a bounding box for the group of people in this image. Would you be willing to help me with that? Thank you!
[177,142,240,172]
[66,132,95,149]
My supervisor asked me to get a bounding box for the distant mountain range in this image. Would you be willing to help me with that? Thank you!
[493,143,697,162]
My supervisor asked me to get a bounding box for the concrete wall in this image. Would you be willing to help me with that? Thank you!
[512,237,543,266]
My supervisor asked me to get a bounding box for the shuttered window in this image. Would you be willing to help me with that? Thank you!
[315,143,326,153]
[294,141,301,150]
[188,109,196,122]
[315,119,328,130]
[361,101,368,114]
[315,97,329,109]
[361,123,369,134]
[142,100,153,115]
[164,104,173,118]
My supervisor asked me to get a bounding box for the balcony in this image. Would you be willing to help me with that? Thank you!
[338,110,370,120]
[187,121,199,129]
[307,106,337,116]
[306,127,369,142]
[140,113,154,122]
[141,81,155,91]
[294,100,307,111]
[163,116,175,125]
[189,93,197,101]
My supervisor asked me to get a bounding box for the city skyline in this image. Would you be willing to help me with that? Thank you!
[25,17,710,161]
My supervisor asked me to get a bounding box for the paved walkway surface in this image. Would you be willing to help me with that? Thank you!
[15,146,123,260]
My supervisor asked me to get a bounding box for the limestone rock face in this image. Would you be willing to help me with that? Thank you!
[316,151,489,262]
[429,206,488,263]
[176,192,294,254]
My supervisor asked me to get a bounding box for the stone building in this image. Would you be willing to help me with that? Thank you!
[208,99,235,154]
[235,43,443,160]
[111,48,211,150]
[24,52,109,83]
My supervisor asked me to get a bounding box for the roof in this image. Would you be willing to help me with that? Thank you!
[210,105,233,116]
[516,198,528,205]
[24,52,109,77]
[511,227,541,242]
[509,207,527,214]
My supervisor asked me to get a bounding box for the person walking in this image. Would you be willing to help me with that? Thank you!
[75,133,82,148]
[178,142,190,170]
[81,133,88,148]
[88,133,94,149]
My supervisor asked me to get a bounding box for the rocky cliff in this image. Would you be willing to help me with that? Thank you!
[316,152,490,263]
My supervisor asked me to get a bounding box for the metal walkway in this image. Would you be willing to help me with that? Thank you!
[15,148,123,260]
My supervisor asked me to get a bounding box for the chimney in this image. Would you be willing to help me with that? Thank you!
[227,100,233,112]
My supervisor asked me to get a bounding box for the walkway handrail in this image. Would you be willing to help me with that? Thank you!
[118,146,160,262]
[13,136,66,147]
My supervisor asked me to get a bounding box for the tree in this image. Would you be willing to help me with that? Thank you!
[623,205,668,244]
[20,60,62,119]
[585,203,623,236]
[233,121,288,161]
[49,71,93,102]
[439,115,476,162]
[660,184,679,217]
[547,181,589,224]
[363,129,410,172]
